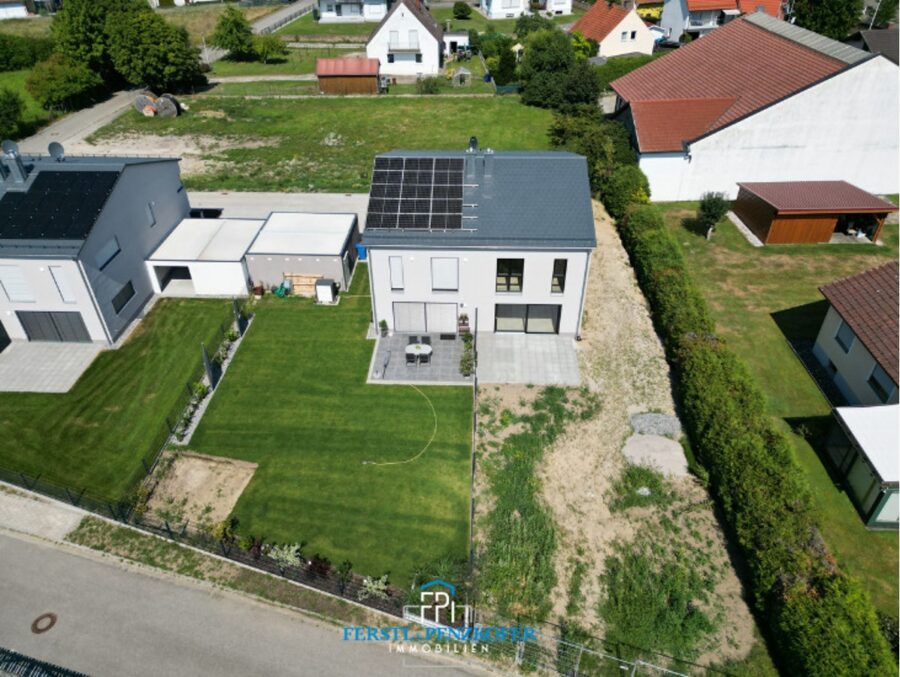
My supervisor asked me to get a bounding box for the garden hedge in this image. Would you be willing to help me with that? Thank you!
[617,204,896,676]
[0,35,53,73]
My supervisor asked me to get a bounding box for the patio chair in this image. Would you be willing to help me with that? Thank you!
[419,353,431,365]
[408,336,420,346]
[406,353,416,366]
[421,336,432,346]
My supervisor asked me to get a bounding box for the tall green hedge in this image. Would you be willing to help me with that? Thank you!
[0,35,54,73]
[617,204,896,676]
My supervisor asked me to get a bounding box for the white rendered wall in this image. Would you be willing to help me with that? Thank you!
[597,11,655,57]
[0,258,107,342]
[659,0,687,40]
[367,248,590,335]
[318,0,387,22]
[639,57,900,201]
[147,260,250,297]
[0,4,28,19]
[812,305,899,406]
[366,7,441,75]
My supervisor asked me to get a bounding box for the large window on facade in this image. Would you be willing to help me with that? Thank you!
[49,266,76,304]
[496,259,523,293]
[112,280,135,314]
[868,364,896,403]
[95,236,121,271]
[835,319,855,353]
[431,258,458,291]
[551,259,567,293]
[389,256,404,290]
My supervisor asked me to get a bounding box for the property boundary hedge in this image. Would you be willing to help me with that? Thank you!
[617,204,896,676]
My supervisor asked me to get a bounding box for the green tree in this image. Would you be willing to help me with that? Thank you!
[549,108,636,192]
[452,1,472,19]
[867,0,899,27]
[697,191,730,234]
[254,34,288,63]
[518,28,574,82]
[570,30,597,60]
[791,0,863,39]
[492,43,517,85]
[478,31,513,58]
[51,0,146,84]
[597,164,650,219]
[211,5,256,61]
[106,11,204,92]
[26,53,106,111]
[562,60,600,105]
[0,88,23,139]
[515,13,554,39]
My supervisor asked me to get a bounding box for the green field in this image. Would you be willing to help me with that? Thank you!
[276,13,378,37]
[210,47,358,76]
[0,16,52,37]
[189,272,473,583]
[0,69,50,133]
[0,299,232,501]
[204,81,319,96]
[90,95,552,192]
[430,6,583,34]
[661,204,899,616]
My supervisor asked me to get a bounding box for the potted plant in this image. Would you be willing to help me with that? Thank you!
[379,319,388,337]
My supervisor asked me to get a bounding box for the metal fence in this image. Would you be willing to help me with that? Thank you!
[0,646,88,677]
[254,1,314,35]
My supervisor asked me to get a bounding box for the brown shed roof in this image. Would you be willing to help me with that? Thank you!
[316,57,379,77]
[737,181,899,214]
[820,261,899,384]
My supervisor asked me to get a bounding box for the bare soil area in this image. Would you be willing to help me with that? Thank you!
[146,451,257,527]
[535,201,756,665]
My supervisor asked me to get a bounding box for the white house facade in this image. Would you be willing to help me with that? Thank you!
[366,0,443,76]
[480,0,571,20]
[572,2,655,58]
[317,0,388,23]
[0,2,27,19]
[612,14,899,200]
[361,149,596,337]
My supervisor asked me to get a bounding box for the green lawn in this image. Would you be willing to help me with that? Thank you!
[158,4,278,44]
[276,13,378,37]
[189,271,473,584]
[0,69,51,135]
[660,203,899,616]
[210,47,359,76]
[204,81,319,96]
[0,16,52,37]
[430,7,582,34]
[386,55,493,94]
[91,95,552,192]
[0,299,232,501]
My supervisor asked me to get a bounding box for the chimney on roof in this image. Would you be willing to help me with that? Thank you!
[1,140,28,187]
[467,136,478,152]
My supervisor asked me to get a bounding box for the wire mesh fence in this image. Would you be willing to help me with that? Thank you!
[0,646,89,677]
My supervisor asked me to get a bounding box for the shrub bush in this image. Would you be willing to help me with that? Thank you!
[616,204,897,675]
[27,54,107,111]
[0,35,54,73]
[452,1,472,19]
[0,88,23,139]
[415,76,441,94]
[596,164,649,220]
[697,191,730,231]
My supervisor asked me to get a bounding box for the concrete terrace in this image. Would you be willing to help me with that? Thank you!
[369,333,471,385]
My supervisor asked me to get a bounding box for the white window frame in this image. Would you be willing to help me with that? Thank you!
[867,364,896,403]
[389,256,404,290]
[431,257,459,292]
[835,319,855,353]
[620,31,628,42]
[49,265,77,304]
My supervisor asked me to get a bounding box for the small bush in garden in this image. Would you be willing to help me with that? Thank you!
[697,191,730,235]
[452,1,472,19]
[597,164,650,221]
[192,381,209,400]
[269,542,304,574]
[416,76,442,94]
[255,34,288,64]
[358,574,390,601]
[459,348,475,376]
[308,553,332,577]
[337,560,353,594]
[609,464,674,512]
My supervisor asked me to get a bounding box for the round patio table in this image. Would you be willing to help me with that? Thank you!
[405,343,433,357]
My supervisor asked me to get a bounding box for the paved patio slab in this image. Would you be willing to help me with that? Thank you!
[369,333,472,385]
[0,342,104,393]
[476,334,580,386]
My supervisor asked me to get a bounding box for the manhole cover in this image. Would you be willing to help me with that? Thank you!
[31,613,57,634]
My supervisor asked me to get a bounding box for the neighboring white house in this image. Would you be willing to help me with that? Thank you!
[0,148,189,345]
[571,1,656,57]
[611,13,899,200]
[659,0,783,41]
[366,0,443,76]
[443,30,470,56]
[480,0,571,20]
[813,262,899,407]
[0,1,27,19]
[317,0,388,23]
[361,147,596,337]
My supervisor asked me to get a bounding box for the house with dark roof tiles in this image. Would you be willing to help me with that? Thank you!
[0,148,188,344]
[611,13,899,200]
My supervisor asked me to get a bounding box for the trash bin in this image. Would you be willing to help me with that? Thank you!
[355,243,367,261]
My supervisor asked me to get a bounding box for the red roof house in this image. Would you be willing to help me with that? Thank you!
[571,2,656,57]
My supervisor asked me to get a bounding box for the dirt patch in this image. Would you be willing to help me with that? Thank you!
[534,201,756,666]
[146,451,257,527]
[71,133,276,176]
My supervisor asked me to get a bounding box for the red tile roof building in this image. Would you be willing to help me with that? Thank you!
[572,2,631,42]
[571,2,656,56]
[315,57,380,77]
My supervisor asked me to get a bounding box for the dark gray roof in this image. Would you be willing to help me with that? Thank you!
[861,28,899,65]
[361,150,596,250]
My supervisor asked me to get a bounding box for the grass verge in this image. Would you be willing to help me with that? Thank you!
[210,47,358,76]
[276,13,378,37]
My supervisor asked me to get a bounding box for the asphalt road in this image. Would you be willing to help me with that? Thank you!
[0,532,485,677]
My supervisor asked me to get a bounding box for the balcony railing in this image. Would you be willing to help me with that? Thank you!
[388,41,420,52]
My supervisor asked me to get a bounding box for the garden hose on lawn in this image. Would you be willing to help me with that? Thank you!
[362,385,437,466]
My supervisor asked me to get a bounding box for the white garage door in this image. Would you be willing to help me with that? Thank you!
[426,303,457,333]
[393,302,426,333]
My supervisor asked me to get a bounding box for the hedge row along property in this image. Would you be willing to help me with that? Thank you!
[616,204,896,676]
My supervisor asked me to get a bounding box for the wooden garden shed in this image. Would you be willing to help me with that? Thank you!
[316,57,380,95]
[732,181,898,245]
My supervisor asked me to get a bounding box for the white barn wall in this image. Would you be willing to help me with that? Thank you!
[368,248,590,335]
[366,6,441,76]
[0,258,107,342]
[597,11,655,57]
[639,56,900,201]
[318,0,387,23]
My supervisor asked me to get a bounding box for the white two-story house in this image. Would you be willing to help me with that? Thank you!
[366,0,443,77]
[660,0,783,42]
[480,0,572,20]
[814,262,898,407]
[0,147,188,345]
[361,146,596,337]
[316,0,388,23]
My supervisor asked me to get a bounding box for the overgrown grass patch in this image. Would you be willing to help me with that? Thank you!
[275,13,378,37]
[0,68,51,134]
[210,47,357,76]
[608,464,675,512]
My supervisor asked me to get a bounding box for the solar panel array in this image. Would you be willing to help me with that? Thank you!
[366,157,466,230]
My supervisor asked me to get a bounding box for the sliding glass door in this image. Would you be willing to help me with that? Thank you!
[495,304,560,334]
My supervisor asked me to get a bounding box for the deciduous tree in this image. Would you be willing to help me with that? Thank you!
[211,6,256,61]
[791,0,862,40]
[0,88,23,139]
[26,53,106,111]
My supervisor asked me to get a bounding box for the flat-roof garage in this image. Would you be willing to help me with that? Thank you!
[148,218,264,296]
